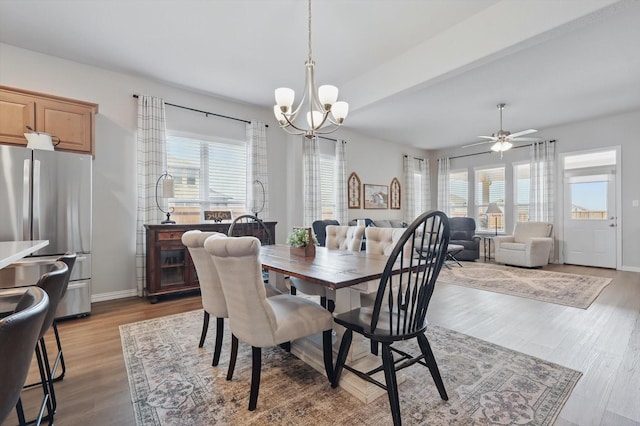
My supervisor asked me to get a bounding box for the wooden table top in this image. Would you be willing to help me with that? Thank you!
[260,244,393,290]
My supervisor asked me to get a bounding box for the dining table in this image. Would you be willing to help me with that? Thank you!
[260,244,408,403]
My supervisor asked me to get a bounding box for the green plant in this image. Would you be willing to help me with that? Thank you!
[286,228,318,248]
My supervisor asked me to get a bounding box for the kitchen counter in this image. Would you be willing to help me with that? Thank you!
[0,240,49,269]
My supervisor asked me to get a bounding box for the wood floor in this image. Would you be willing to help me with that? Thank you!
[6,263,640,426]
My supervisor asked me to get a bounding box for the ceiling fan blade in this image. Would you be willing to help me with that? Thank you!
[462,140,494,148]
[511,137,541,142]
[477,135,497,140]
[509,129,537,138]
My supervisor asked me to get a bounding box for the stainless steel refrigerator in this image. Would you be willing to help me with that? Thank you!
[0,144,92,318]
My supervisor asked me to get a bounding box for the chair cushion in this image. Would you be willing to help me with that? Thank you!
[501,242,526,251]
[268,294,333,344]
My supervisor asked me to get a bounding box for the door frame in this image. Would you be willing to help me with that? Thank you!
[557,145,622,269]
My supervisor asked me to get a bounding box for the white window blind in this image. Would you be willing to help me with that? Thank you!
[449,170,468,217]
[166,134,247,223]
[319,155,335,219]
[475,166,505,232]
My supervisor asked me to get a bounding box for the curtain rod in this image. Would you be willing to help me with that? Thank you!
[132,94,268,127]
[438,140,556,161]
[404,155,424,161]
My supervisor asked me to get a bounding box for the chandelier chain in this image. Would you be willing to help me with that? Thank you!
[307,0,312,62]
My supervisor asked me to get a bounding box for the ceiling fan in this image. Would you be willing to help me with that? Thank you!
[463,103,538,157]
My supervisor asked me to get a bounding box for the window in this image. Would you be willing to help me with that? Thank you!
[514,162,530,222]
[166,134,247,223]
[319,155,335,219]
[475,166,505,232]
[449,170,468,217]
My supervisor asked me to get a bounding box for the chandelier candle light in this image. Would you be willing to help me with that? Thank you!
[273,0,349,139]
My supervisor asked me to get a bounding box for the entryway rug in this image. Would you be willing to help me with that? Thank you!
[120,310,581,425]
[437,262,612,309]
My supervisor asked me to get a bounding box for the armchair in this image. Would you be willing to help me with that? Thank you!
[494,222,553,268]
[448,217,481,261]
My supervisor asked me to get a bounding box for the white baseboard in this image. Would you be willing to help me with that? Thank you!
[91,289,138,303]
[620,265,640,273]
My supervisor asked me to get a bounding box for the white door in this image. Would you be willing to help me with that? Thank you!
[563,166,616,268]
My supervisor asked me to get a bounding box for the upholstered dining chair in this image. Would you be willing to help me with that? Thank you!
[290,225,364,311]
[0,287,49,426]
[332,210,450,426]
[183,231,282,366]
[205,236,334,411]
[312,219,340,247]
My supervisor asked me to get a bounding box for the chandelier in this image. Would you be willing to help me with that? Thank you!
[273,0,349,139]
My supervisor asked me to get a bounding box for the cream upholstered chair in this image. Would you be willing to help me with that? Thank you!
[205,236,334,411]
[290,225,364,311]
[494,222,553,267]
[182,231,280,367]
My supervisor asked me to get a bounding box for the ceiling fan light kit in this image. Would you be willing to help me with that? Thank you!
[463,103,538,157]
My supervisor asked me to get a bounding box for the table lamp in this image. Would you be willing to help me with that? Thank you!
[155,172,176,224]
[486,202,502,236]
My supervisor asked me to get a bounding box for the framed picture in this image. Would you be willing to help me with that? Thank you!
[348,172,361,209]
[390,177,401,209]
[364,184,388,209]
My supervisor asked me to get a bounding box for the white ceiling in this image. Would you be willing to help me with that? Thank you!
[1,0,639,150]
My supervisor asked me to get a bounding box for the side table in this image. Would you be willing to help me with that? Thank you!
[482,236,494,261]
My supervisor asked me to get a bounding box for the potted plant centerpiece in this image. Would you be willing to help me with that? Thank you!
[287,227,318,258]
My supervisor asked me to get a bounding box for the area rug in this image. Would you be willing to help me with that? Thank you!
[437,262,612,309]
[120,309,581,426]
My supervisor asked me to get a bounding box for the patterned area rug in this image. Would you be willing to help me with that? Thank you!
[438,262,612,309]
[120,310,581,425]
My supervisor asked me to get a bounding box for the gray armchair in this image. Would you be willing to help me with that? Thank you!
[449,217,481,261]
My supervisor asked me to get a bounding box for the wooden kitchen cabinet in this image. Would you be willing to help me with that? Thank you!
[0,85,98,155]
[144,222,277,303]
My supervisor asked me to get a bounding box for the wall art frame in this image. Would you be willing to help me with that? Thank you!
[390,177,401,210]
[348,172,361,209]
[364,184,389,209]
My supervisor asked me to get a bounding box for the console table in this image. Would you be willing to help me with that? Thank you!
[144,222,276,303]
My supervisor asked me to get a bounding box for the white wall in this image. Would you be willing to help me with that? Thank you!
[0,43,426,299]
[431,108,640,271]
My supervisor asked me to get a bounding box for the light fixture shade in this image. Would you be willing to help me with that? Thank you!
[273,105,287,125]
[306,110,324,129]
[275,88,295,112]
[162,177,175,198]
[486,202,502,214]
[318,85,338,107]
[24,132,55,151]
[331,101,349,122]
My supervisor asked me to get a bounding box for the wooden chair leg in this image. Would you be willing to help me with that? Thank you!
[249,346,262,411]
[212,317,224,366]
[226,334,238,381]
[381,343,402,426]
[322,329,334,384]
[199,311,210,348]
[370,340,378,356]
[332,328,352,388]
[417,333,448,400]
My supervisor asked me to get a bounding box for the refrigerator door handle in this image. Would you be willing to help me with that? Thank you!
[32,159,41,240]
[23,158,31,240]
